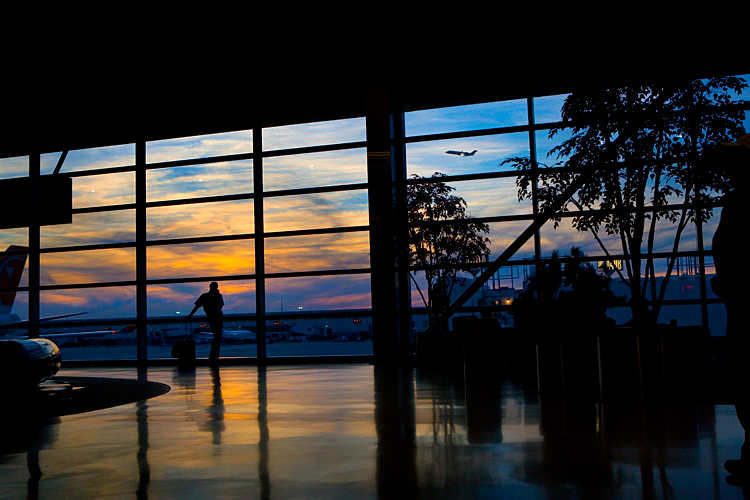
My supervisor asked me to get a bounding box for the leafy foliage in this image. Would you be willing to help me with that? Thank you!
[504,77,747,325]
[405,173,491,315]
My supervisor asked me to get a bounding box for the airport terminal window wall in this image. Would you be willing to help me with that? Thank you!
[402,75,749,335]
[2,120,373,361]
[3,74,748,361]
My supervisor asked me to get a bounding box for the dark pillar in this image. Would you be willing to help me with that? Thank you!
[136,141,148,363]
[254,128,267,360]
[367,88,408,365]
[28,152,40,339]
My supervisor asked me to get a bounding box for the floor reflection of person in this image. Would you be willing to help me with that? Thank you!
[711,134,750,479]
[186,282,224,363]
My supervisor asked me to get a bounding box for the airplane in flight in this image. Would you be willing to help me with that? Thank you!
[445,150,477,157]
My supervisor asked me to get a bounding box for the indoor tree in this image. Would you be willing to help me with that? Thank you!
[405,173,491,320]
[503,77,746,325]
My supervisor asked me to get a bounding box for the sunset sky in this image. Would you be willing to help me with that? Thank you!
[1,77,748,322]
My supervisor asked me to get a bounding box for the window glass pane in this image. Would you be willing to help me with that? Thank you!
[405,99,528,137]
[533,94,570,124]
[265,232,370,274]
[263,148,366,191]
[264,191,368,233]
[41,210,135,248]
[0,228,29,249]
[484,221,536,261]
[266,274,371,312]
[147,159,253,202]
[535,128,573,164]
[540,219,622,258]
[148,200,254,241]
[41,248,135,285]
[148,241,255,280]
[263,118,366,151]
[42,145,135,175]
[147,129,253,164]
[73,172,135,209]
[406,133,531,177]
[539,216,699,274]
[0,156,28,180]
[409,178,531,219]
[407,220,534,311]
[40,286,136,320]
[148,280,256,318]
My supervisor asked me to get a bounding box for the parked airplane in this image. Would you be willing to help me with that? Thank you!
[193,328,257,344]
[0,245,87,332]
[445,150,477,157]
[0,245,135,386]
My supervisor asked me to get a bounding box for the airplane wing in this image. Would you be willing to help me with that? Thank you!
[5,324,136,340]
[2,311,89,327]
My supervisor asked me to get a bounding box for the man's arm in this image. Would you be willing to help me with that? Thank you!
[185,304,201,319]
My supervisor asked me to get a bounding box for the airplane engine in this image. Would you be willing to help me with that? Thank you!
[0,338,62,388]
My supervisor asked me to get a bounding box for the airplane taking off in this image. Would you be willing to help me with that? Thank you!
[445,150,477,157]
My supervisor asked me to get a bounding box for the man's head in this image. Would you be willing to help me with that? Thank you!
[210,282,219,291]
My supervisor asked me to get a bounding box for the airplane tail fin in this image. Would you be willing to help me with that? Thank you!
[0,246,28,315]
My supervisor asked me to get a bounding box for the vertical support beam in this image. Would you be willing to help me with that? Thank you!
[391,103,412,360]
[367,87,403,365]
[28,152,40,339]
[527,96,541,262]
[136,141,148,364]
[254,128,267,360]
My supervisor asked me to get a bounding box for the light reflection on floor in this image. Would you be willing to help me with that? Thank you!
[0,364,747,499]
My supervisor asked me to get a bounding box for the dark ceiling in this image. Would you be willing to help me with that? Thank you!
[2,2,748,159]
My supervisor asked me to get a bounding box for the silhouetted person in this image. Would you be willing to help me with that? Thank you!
[711,134,750,478]
[186,282,224,363]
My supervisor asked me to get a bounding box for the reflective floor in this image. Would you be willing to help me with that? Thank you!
[0,364,748,499]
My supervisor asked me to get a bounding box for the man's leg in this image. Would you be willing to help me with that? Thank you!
[208,317,223,361]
